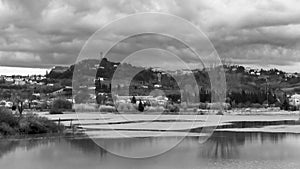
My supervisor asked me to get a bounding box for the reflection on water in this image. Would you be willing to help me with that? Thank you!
[199,132,291,160]
[1,132,300,169]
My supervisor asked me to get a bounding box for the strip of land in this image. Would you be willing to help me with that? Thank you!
[38,112,300,138]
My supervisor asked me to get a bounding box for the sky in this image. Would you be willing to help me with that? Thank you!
[1,0,300,73]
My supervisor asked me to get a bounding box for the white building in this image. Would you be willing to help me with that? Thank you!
[289,94,300,107]
[14,79,26,85]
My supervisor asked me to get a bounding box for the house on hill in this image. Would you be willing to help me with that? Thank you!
[51,86,72,98]
[289,94,300,107]
[51,66,69,73]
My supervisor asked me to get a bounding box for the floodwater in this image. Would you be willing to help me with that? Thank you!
[1,131,300,169]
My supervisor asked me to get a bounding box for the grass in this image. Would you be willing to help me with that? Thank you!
[0,108,64,137]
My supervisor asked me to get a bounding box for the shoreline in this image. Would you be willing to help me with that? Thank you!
[2,110,300,140]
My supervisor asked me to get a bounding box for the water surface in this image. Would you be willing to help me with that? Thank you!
[1,132,300,169]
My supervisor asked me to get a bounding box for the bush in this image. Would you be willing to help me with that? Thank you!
[280,100,289,110]
[19,114,63,134]
[186,103,199,109]
[216,111,224,115]
[199,102,207,109]
[237,103,245,108]
[117,103,126,112]
[251,103,263,108]
[0,108,18,127]
[163,104,180,114]
[52,99,72,110]
[0,108,63,136]
[181,102,188,111]
[290,105,298,111]
[0,122,16,135]
[40,102,49,110]
[73,103,97,111]
[245,101,251,107]
[116,103,137,112]
[50,99,73,114]
[144,106,156,112]
[274,101,281,108]
[144,106,165,113]
[99,105,117,113]
[117,103,132,112]
[49,109,63,114]
[12,105,17,111]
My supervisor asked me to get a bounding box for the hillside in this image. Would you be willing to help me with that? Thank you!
[46,59,300,105]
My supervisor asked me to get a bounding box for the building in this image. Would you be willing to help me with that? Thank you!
[51,86,72,98]
[0,100,13,108]
[289,94,300,107]
[51,66,69,73]
[14,79,26,85]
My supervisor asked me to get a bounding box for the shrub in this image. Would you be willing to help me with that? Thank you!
[117,103,126,112]
[0,108,18,127]
[251,103,263,108]
[150,101,159,107]
[290,105,298,111]
[245,101,251,107]
[0,122,16,135]
[12,105,17,111]
[280,99,289,110]
[52,99,72,110]
[157,106,165,112]
[237,103,245,108]
[199,102,207,109]
[206,103,230,110]
[186,103,199,109]
[144,106,165,113]
[216,111,224,115]
[117,103,133,112]
[73,103,97,111]
[99,105,117,113]
[164,104,180,114]
[274,101,281,108]
[0,108,63,136]
[116,103,138,112]
[181,102,188,111]
[19,114,63,134]
[49,109,63,114]
[40,102,49,110]
[171,105,180,113]
[128,104,137,112]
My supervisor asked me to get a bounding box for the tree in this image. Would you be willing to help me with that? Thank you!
[17,99,24,117]
[131,96,136,104]
[236,66,245,73]
[281,99,289,110]
[138,99,144,112]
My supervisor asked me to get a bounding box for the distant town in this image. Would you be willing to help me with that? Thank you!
[1,58,300,114]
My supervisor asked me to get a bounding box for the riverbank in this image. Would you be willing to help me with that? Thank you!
[36,110,300,138]
[0,108,64,138]
[1,109,300,139]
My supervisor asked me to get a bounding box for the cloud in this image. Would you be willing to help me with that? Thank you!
[0,0,299,72]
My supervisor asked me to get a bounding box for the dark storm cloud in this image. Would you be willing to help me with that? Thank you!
[0,0,300,71]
